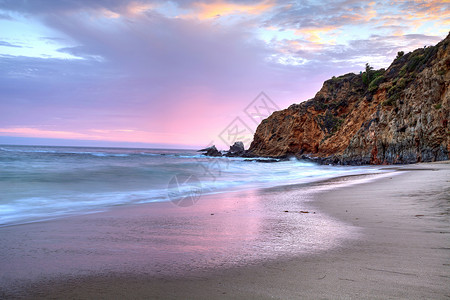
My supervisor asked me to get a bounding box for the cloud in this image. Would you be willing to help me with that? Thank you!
[270,32,444,71]
[262,0,449,43]
[0,12,12,19]
[0,0,153,15]
[0,126,183,145]
[41,10,281,94]
[183,0,275,20]
[258,0,448,69]
[0,127,95,140]
[0,8,321,147]
[0,40,21,48]
[263,1,376,30]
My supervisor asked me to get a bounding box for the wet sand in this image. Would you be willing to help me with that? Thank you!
[1,162,449,299]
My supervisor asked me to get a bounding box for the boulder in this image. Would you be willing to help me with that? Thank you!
[198,145,222,157]
[226,141,245,156]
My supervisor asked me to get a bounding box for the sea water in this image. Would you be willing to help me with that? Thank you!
[0,145,381,226]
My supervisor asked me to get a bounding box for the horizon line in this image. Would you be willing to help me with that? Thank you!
[0,136,200,150]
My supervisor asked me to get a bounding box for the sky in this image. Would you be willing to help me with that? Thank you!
[0,0,449,149]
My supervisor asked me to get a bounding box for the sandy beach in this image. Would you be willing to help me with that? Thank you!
[1,162,449,299]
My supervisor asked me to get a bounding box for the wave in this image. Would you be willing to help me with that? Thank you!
[0,147,58,153]
[0,165,384,227]
[0,147,129,157]
[87,152,129,157]
[0,189,167,226]
[0,147,206,159]
[0,145,385,227]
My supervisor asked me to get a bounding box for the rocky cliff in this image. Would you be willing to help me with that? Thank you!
[249,33,450,164]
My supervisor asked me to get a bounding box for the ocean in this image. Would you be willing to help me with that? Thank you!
[0,145,382,226]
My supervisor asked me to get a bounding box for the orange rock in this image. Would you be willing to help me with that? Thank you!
[249,33,450,165]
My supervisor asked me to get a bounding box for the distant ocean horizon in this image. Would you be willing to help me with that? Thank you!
[0,136,199,150]
[0,144,383,227]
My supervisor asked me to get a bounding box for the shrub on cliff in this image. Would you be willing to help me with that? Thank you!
[362,63,374,86]
[362,64,385,91]
[368,75,385,93]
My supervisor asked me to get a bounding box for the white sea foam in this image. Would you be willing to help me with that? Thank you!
[0,145,384,226]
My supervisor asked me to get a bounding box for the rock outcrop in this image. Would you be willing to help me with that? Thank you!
[198,145,222,157]
[226,141,245,157]
[249,33,450,164]
[198,142,246,157]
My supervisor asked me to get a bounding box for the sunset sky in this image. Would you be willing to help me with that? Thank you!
[0,0,449,149]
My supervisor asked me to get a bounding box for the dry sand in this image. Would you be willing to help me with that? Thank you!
[1,162,449,299]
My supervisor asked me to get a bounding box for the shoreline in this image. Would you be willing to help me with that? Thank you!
[1,162,449,298]
[0,163,385,229]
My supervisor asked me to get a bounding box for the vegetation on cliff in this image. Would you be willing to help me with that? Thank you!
[249,33,450,164]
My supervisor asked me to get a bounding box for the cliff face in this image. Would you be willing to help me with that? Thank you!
[249,33,450,164]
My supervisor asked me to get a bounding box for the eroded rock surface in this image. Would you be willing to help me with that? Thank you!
[249,33,450,164]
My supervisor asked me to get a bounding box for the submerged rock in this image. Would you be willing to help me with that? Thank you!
[243,158,280,163]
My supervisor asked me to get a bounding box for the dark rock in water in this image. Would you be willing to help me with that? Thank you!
[198,146,213,152]
[239,152,258,158]
[226,141,245,157]
[206,146,222,157]
[244,158,280,163]
[198,145,222,157]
